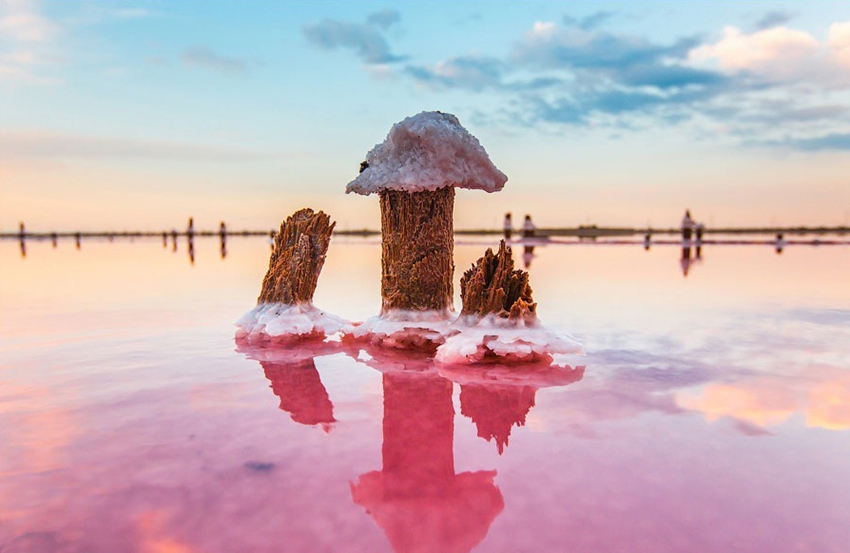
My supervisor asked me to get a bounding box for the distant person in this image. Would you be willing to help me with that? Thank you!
[776,233,786,255]
[681,210,695,243]
[503,213,513,240]
[695,222,704,243]
[522,215,536,239]
[644,232,651,251]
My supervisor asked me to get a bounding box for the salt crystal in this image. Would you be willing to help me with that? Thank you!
[346,111,507,195]
[235,303,348,344]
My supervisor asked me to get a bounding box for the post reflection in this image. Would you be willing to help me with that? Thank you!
[522,244,535,269]
[187,235,195,265]
[238,339,586,552]
[439,362,585,455]
[350,349,504,553]
[236,340,340,431]
[220,222,228,259]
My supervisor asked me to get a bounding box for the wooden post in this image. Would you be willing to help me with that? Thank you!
[379,187,454,314]
[459,240,536,324]
[258,209,335,305]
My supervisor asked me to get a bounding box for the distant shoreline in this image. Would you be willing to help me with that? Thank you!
[1,225,847,239]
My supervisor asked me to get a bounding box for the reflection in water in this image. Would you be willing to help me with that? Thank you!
[171,230,178,252]
[188,235,195,266]
[75,233,81,250]
[237,341,340,431]
[776,233,785,255]
[262,360,335,430]
[680,246,692,277]
[440,363,585,454]
[19,236,26,258]
[523,244,535,269]
[460,384,536,454]
[220,222,228,259]
[644,232,651,250]
[351,364,504,553]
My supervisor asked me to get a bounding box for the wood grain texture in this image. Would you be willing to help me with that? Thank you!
[379,187,454,313]
[460,240,536,323]
[258,209,335,305]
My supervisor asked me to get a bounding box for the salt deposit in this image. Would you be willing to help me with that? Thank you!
[435,315,583,364]
[343,309,459,349]
[346,111,507,195]
[235,303,348,344]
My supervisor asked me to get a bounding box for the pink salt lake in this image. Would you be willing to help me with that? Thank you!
[1,235,848,553]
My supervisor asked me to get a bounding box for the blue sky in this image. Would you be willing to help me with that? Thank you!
[2,0,849,231]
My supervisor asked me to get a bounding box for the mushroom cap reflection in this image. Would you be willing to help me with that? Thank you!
[350,369,503,553]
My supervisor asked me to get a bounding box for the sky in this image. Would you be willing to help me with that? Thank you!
[2,0,849,232]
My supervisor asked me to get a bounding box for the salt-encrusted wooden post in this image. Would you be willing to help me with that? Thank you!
[436,240,582,364]
[257,208,334,305]
[236,208,346,344]
[346,111,507,347]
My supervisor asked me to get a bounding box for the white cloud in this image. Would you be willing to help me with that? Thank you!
[0,0,58,42]
[829,21,850,66]
[530,21,558,39]
[689,25,818,71]
[0,0,61,84]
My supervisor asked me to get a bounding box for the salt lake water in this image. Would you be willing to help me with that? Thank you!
[1,235,848,552]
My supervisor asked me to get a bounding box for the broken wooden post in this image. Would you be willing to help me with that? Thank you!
[458,240,536,325]
[236,208,346,344]
[436,240,582,364]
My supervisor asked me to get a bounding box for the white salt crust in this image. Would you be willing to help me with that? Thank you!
[435,315,583,364]
[235,303,347,344]
[342,309,459,349]
[346,111,508,195]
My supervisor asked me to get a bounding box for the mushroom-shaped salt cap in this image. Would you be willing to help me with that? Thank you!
[346,111,507,195]
[344,112,507,349]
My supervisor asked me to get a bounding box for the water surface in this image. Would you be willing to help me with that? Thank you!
[1,236,848,553]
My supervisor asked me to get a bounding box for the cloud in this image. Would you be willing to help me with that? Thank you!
[754,10,795,31]
[109,7,156,20]
[512,21,697,70]
[366,9,400,30]
[618,63,727,89]
[830,21,850,66]
[563,10,616,31]
[302,12,405,65]
[0,0,58,42]
[688,25,819,72]
[788,132,850,151]
[0,0,61,84]
[182,46,248,75]
[2,130,268,162]
[405,55,505,91]
[307,14,850,150]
